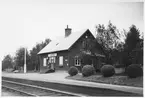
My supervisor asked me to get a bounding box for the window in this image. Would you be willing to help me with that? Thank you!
[43,58,47,66]
[75,57,81,66]
[59,56,63,66]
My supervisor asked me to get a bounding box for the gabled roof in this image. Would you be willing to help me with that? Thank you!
[38,29,92,54]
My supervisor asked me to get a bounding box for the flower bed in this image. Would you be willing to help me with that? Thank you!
[115,68,125,74]
[66,73,143,87]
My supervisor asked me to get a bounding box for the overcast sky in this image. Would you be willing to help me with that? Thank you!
[0,0,143,61]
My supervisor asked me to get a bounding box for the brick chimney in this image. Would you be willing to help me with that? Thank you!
[65,25,71,37]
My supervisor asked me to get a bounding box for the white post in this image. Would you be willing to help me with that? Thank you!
[24,47,27,73]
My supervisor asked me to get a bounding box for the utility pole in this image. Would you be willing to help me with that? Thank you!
[24,47,27,73]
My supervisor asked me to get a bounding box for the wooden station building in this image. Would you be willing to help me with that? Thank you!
[38,26,105,72]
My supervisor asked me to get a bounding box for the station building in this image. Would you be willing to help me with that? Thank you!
[38,26,105,72]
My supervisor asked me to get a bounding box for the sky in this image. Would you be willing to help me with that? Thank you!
[0,0,144,61]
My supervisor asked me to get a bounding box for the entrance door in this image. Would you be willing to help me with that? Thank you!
[59,56,63,66]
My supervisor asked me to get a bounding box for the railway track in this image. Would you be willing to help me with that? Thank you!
[2,79,86,96]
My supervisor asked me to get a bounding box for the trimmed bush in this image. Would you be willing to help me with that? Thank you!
[101,65,115,77]
[68,66,78,76]
[82,65,95,77]
[126,64,143,78]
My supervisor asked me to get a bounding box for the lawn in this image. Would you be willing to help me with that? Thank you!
[66,73,143,87]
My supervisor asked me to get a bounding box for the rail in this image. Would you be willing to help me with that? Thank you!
[2,79,86,97]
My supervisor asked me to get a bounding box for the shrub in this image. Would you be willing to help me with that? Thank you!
[82,65,95,77]
[126,64,143,78]
[68,66,78,76]
[101,65,115,77]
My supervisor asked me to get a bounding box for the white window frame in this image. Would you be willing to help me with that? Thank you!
[75,57,81,66]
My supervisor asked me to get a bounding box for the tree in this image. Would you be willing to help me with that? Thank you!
[29,38,51,71]
[96,21,119,50]
[123,25,142,66]
[132,39,143,65]
[43,38,51,47]
[129,37,143,65]
[2,54,13,70]
[95,21,123,64]
[14,47,30,70]
[124,25,140,52]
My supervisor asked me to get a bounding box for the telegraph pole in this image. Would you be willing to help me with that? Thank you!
[24,47,27,73]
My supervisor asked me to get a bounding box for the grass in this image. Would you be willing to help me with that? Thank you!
[66,73,143,87]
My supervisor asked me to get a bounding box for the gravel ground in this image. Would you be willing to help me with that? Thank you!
[2,88,21,96]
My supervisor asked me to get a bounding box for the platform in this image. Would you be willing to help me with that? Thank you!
[2,71,143,95]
